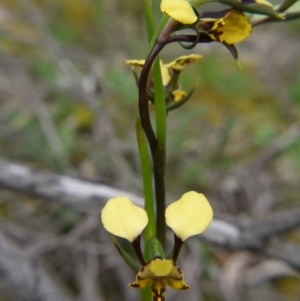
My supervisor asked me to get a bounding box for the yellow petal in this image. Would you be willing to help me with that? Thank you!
[197,9,252,44]
[129,258,190,293]
[222,9,252,44]
[129,258,172,289]
[129,277,152,288]
[125,59,145,67]
[165,54,203,71]
[165,191,213,241]
[172,89,187,102]
[196,10,228,41]
[160,61,172,86]
[167,277,190,289]
[167,264,190,289]
[101,196,148,242]
[133,258,173,280]
[160,0,198,24]
[152,278,167,300]
[149,258,173,277]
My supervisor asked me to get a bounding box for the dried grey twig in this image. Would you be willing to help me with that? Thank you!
[0,159,143,213]
[0,159,300,266]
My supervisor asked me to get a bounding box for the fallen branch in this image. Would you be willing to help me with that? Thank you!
[0,159,300,269]
[0,159,143,214]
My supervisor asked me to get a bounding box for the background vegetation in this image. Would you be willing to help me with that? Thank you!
[0,0,300,301]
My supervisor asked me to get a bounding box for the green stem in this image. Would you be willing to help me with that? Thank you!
[138,20,179,248]
[138,24,214,248]
[253,11,300,26]
[141,287,152,301]
[143,0,155,41]
[152,58,167,248]
[138,45,164,248]
[277,0,298,12]
[152,21,179,248]
[147,14,170,53]
[136,116,156,242]
[140,6,155,301]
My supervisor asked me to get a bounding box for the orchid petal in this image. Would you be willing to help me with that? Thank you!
[165,191,213,241]
[101,196,148,242]
[160,0,198,24]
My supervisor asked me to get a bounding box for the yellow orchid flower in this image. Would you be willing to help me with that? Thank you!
[101,191,213,301]
[125,55,202,103]
[196,9,252,44]
[160,0,280,47]
[125,59,171,86]
[125,54,202,86]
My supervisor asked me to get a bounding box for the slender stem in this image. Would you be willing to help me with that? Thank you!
[138,21,181,157]
[153,165,166,247]
[136,116,156,241]
[132,236,147,266]
[138,45,160,158]
[112,236,140,272]
[147,14,170,53]
[141,287,152,301]
[152,58,167,248]
[138,20,182,248]
[143,0,155,41]
[253,11,300,26]
[141,5,156,301]
[166,34,214,45]
[277,0,298,12]
[172,234,184,263]
[138,30,214,247]
[139,17,217,249]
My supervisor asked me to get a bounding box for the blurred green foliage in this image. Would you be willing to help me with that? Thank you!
[0,0,299,188]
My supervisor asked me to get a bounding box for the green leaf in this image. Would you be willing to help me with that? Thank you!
[112,236,140,272]
[135,116,156,241]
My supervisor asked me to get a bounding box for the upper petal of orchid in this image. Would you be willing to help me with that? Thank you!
[165,191,213,241]
[101,196,148,242]
[160,0,198,24]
